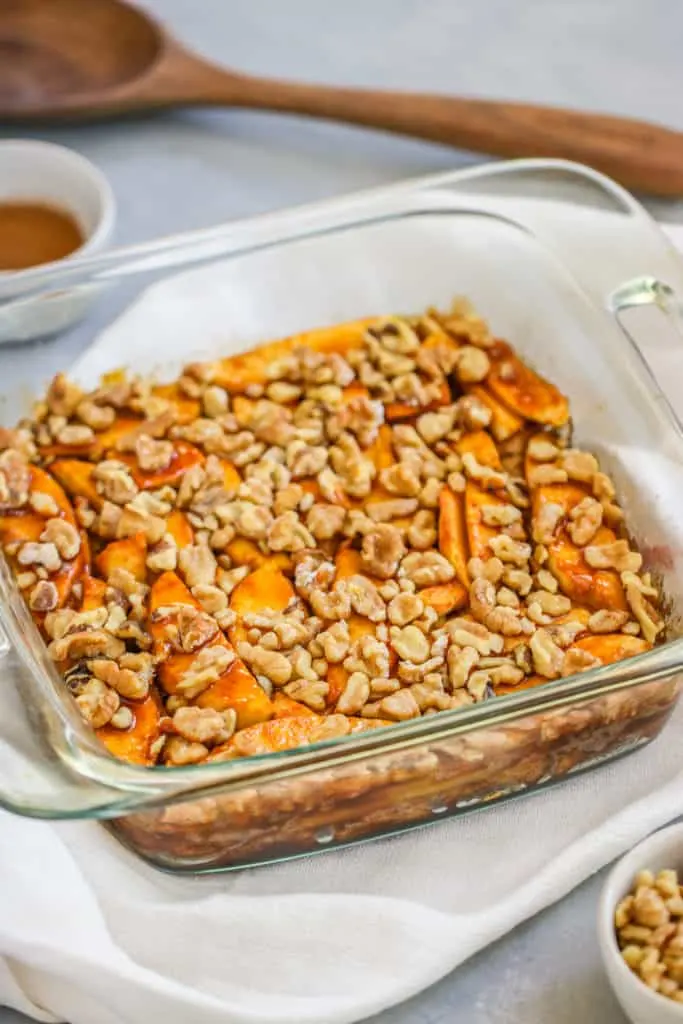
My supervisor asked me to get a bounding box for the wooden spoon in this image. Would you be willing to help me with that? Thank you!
[3,0,683,196]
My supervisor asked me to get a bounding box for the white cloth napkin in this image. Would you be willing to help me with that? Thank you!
[2,220,683,1024]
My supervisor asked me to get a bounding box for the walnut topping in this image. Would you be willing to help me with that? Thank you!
[461,452,507,489]
[453,345,490,383]
[173,706,231,745]
[336,671,370,714]
[75,678,120,727]
[584,540,642,573]
[28,579,59,612]
[90,656,151,700]
[587,609,630,633]
[528,464,568,487]
[488,535,531,566]
[28,491,59,517]
[268,511,314,552]
[361,524,406,579]
[55,423,95,447]
[387,592,424,626]
[237,641,291,685]
[17,541,61,572]
[0,450,30,509]
[391,624,430,663]
[562,449,599,483]
[529,628,565,678]
[345,575,386,622]
[177,645,235,699]
[306,503,346,541]
[178,543,217,588]
[134,434,174,472]
[379,688,420,721]
[568,497,603,546]
[407,509,437,551]
[533,502,564,545]
[527,437,560,462]
[40,518,81,561]
[93,460,139,505]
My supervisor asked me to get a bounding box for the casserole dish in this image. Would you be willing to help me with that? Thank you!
[1,159,683,873]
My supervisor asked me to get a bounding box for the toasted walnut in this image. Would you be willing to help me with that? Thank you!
[46,373,83,417]
[379,462,421,498]
[391,624,430,663]
[229,502,272,541]
[176,542,216,588]
[76,399,116,430]
[526,590,571,616]
[268,511,314,552]
[134,434,174,472]
[28,579,59,612]
[446,645,479,689]
[400,550,455,587]
[201,386,229,419]
[484,605,525,637]
[584,540,642,573]
[75,678,120,727]
[17,541,61,573]
[147,534,178,573]
[286,441,328,479]
[306,503,346,541]
[625,581,663,644]
[418,478,443,508]
[488,535,531,566]
[177,645,234,699]
[379,688,420,721]
[562,449,599,483]
[112,505,166,544]
[163,736,209,765]
[416,409,455,444]
[40,518,81,560]
[480,503,522,529]
[344,575,386,622]
[455,394,492,431]
[447,618,503,656]
[237,641,292,685]
[283,678,329,711]
[533,501,564,545]
[407,510,437,551]
[592,471,616,502]
[55,423,95,447]
[561,648,601,676]
[587,609,630,633]
[28,491,59,517]
[529,628,565,678]
[528,464,568,487]
[454,345,490,383]
[461,452,507,490]
[568,497,603,546]
[361,524,406,579]
[336,671,370,714]
[90,657,150,700]
[0,450,30,509]
[93,460,139,505]
[173,706,228,745]
[527,437,560,462]
[469,577,496,622]
[366,497,418,522]
[468,557,504,585]
[318,621,350,663]
[309,584,351,621]
[387,592,424,627]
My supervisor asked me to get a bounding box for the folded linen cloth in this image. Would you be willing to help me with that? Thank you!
[2,220,683,1024]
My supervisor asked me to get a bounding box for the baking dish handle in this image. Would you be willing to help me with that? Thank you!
[609,275,683,437]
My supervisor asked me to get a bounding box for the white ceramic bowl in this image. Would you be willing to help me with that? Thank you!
[598,823,683,1024]
[0,140,116,343]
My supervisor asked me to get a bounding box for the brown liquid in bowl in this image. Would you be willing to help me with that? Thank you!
[0,201,84,270]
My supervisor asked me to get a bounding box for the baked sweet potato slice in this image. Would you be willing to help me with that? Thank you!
[149,571,272,728]
[91,416,144,458]
[151,383,201,424]
[96,532,147,583]
[208,713,390,759]
[224,537,290,573]
[271,693,317,719]
[327,547,387,706]
[209,320,372,393]
[165,509,194,550]
[96,693,162,766]
[228,564,295,648]
[486,340,569,427]
[456,430,502,469]
[420,581,468,616]
[50,459,101,509]
[438,486,469,586]
[385,380,451,422]
[531,484,627,612]
[80,575,108,612]
[464,483,512,563]
[115,441,204,490]
[466,384,524,442]
[573,633,650,661]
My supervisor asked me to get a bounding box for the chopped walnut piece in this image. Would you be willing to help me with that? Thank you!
[461,452,506,490]
[46,373,83,417]
[488,535,531,567]
[283,678,329,711]
[40,518,81,561]
[178,542,217,588]
[336,671,370,714]
[562,449,599,483]
[76,399,116,431]
[454,346,490,383]
[163,736,209,766]
[93,460,139,505]
[584,540,642,573]
[90,657,151,700]
[625,581,663,644]
[268,511,314,552]
[75,678,119,728]
[568,497,603,546]
[17,541,61,573]
[380,462,421,497]
[177,645,235,699]
[527,437,560,462]
[361,524,406,579]
[528,464,568,487]
[561,648,601,676]
[587,609,630,633]
[367,497,418,522]
[480,503,522,528]
[416,409,456,444]
[306,503,346,541]
[173,706,229,744]
[134,434,174,472]
[379,688,420,721]
[400,550,455,587]
[309,584,352,621]
[345,575,386,622]
[533,501,564,545]
[529,628,565,678]
[28,579,59,612]
[28,491,59,517]
[55,423,95,447]
[147,534,178,573]
[237,641,291,685]
[391,624,430,663]
[407,510,437,551]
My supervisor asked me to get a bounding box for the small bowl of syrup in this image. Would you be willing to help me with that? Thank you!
[0,139,115,342]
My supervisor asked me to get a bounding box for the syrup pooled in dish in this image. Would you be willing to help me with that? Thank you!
[0,302,664,766]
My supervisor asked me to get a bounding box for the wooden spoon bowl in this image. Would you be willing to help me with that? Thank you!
[3,0,683,197]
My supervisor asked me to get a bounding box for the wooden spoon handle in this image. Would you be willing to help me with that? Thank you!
[199,70,683,197]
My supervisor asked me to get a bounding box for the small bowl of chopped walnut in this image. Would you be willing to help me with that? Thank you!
[598,823,683,1023]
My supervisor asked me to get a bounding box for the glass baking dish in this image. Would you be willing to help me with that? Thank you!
[1,159,683,873]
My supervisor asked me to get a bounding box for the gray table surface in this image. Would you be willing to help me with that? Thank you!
[2,1,683,1021]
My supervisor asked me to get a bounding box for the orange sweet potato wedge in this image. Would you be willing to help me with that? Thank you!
[420,581,468,616]
[149,571,272,728]
[50,459,102,509]
[165,509,194,550]
[456,430,502,469]
[272,693,318,719]
[96,532,147,582]
[573,633,650,661]
[224,537,290,573]
[116,441,204,490]
[385,380,451,422]
[91,416,144,458]
[464,483,509,562]
[208,714,390,759]
[96,693,162,766]
[210,320,372,393]
[438,486,469,587]
[486,340,569,427]
[531,484,627,612]
[228,564,295,648]
[80,575,108,612]
[466,385,524,442]
[152,383,201,424]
